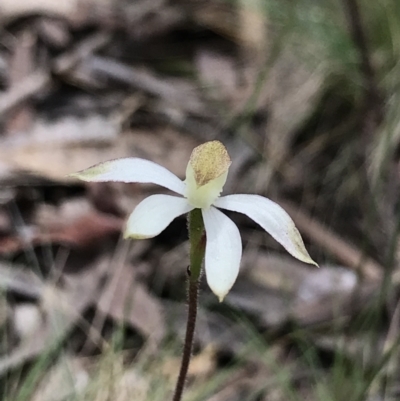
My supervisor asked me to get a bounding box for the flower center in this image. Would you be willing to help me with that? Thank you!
[183,141,231,209]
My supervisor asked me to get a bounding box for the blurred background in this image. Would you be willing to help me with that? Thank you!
[0,0,399,400]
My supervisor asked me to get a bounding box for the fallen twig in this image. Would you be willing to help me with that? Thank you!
[0,71,50,116]
[86,55,207,116]
[281,201,383,282]
[53,32,110,75]
[0,32,110,118]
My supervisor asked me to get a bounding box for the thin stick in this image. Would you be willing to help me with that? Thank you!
[172,276,199,401]
[280,200,383,281]
[0,71,50,115]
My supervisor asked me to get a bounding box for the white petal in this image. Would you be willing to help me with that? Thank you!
[214,195,317,266]
[125,195,193,239]
[202,207,242,301]
[70,158,185,195]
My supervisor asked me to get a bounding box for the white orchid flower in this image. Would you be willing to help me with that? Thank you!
[71,141,316,301]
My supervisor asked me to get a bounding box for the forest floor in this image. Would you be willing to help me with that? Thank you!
[0,1,399,400]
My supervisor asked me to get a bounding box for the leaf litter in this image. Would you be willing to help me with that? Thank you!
[0,0,396,400]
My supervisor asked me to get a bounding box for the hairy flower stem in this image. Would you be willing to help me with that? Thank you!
[172,278,199,401]
[172,209,205,401]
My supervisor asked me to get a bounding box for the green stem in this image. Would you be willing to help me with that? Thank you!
[172,209,205,401]
[188,208,206,281]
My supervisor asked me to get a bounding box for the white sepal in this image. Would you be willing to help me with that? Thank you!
[70,158,185,195]
[202,207,242,301]
[125,195,193,239]
[214,194,317,266]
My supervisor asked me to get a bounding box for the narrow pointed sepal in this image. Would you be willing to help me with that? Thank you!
[214,195,317,266]
[69,158,185,195]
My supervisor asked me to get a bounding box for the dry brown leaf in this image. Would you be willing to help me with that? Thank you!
[97,262,165,345]
[6,29,36,134]
[0,115,119,180]
[243,253,311,293]
[0,209,123,257]
[0,0,80,21]
[291,268,376,326]
[0,257,109,375]
[231,252,373,328]
[47,212,123,248]
[227,253,312,326]
[0,236,24,255]
[0,123,196,182]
